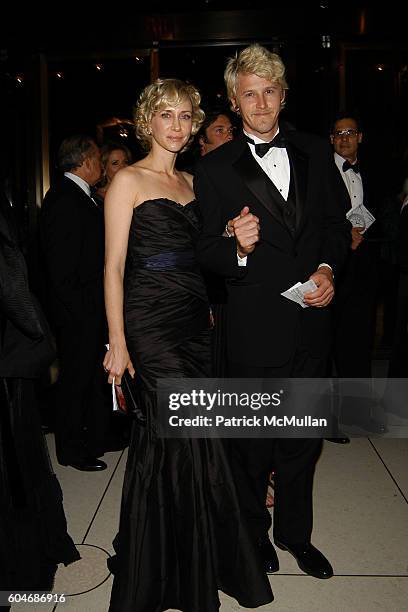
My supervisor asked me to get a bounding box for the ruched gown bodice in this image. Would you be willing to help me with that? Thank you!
[109,199,272,612]
[124,198,210,374]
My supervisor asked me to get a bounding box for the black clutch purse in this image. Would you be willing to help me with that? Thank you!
[112,371,146,425]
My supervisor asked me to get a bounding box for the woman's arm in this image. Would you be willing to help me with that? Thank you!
[103,168,137,384]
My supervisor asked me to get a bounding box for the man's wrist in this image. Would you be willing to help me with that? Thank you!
[317,263,334,281]
[318,263,332,272]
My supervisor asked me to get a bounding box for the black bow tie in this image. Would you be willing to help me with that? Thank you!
[246,133,286,157]
[342,160,360,174]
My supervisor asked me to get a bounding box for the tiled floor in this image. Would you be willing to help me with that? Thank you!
[12,382,408,611]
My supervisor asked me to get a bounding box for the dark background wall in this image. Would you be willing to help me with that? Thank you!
[1,2,408,242]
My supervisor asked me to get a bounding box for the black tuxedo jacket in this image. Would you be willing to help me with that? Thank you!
[40,176,105,327]
[195,127,350,366]
[334,159,379,300]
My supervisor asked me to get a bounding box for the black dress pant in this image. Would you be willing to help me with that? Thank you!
[333,247,378,378]
[55,315,109,464]
[332,252,381,428]
[229,348,325,545]
[333,290,377,377]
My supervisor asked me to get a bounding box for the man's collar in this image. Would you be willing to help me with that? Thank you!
[243,127,280,145]
[334,152,358,165]
[64,172,91,196]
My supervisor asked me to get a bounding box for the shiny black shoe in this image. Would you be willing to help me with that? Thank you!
[64,457,107,471]
[325,436,350,444]
[274,541,333,579]
[107,555,117,575]
[258,538,279,574]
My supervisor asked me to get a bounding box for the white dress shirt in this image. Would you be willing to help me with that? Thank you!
[237,130,290,266]
[244,129,291,200]
[334,152,363,208]
[236,131,332,274]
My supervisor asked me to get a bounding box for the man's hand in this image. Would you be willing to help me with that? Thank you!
[351,227,364,250]
[231,206,260,258]
[303,267,334,308]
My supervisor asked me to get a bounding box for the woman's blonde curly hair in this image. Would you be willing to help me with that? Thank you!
[134,78,205,152]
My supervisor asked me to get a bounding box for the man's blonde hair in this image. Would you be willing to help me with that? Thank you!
[134,78,205,152]
[224,44,289,101]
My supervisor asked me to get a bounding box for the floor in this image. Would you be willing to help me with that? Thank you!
[12,363,408,612]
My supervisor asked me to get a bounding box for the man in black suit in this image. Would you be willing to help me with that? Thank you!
[195,106,235,376]
[41,135,108,471]
[330,114,379,378]
[195,44,350,581]
[330,115,385,434]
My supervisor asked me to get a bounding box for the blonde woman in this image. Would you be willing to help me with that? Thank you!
[94,142,131,205]
[104,78,272,612]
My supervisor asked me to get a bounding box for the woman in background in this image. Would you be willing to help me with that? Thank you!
[94,142,131,205]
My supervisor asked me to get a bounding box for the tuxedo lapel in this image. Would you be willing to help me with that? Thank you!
[285,138,308,233]
[232,139,286,228]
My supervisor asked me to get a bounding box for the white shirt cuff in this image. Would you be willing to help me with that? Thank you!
[237,253,247,266]
[318,263,332,272]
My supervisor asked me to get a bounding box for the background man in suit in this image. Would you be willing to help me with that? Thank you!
[195,106,235,376]
[330,115,385,434]
[41,135,108,471]
[195,44,350,584]
[330,114,379,378]
[197,107,235,156]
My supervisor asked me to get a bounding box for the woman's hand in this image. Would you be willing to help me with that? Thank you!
[103,341,135,385]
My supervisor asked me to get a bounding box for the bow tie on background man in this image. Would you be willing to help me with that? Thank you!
[342,160,360,174]
[246,133,286,158]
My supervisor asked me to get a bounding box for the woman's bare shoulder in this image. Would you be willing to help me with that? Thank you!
[108,164,147,194]
[120,162,146,179]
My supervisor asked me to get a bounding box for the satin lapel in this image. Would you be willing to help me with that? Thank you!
[232,144,285,227]
[286,141,308,233]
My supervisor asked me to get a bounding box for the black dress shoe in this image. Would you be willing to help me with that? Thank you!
[258,538,279,574]
[107,555,117,575]
[325,436,350,444]
[274,541,333,579]
[65,457,107,471]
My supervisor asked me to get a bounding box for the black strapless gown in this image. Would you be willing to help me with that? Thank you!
[109,199,272,612]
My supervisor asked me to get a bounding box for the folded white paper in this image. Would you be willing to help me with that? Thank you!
[281,279,318,308]
[346,203,375,233]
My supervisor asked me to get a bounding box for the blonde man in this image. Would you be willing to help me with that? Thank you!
[195,44,350,585]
